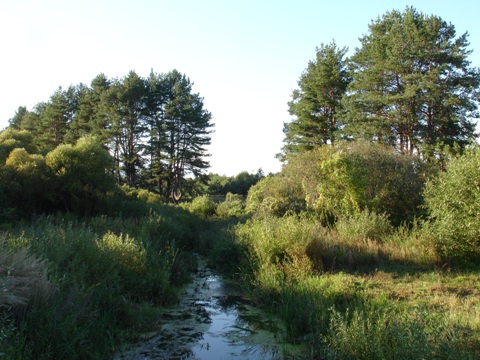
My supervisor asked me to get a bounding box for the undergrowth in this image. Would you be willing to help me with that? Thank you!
[0,202,206,359]
[209,211,480,358]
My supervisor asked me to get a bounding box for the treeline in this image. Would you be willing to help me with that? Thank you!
[281,7,479,163]
[6,69,213,201]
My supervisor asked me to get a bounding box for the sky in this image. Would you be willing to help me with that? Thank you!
[1,0,479,176]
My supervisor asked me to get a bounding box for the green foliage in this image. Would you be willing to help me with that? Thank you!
[182,195,217,217]
[336,209,393,243]
[424,146,480,262]
[343,7,479,159]
[245,175,305,216]
[216,192,245,218]
[283,41,350,155]
[46,136,115,214]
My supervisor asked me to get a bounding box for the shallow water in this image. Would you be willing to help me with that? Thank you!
[114,256,286,359]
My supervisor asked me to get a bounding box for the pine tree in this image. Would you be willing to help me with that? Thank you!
[281,42,350,157]
[343,7,480,160]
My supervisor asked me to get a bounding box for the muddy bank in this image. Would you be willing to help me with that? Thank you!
[114,255,295,359]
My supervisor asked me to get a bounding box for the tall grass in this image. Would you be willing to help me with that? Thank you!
[209,212,480,358]
[0,202,208,359]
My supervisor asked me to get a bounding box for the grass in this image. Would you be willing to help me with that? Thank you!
[208,211,480,358]
[0,201,208,359]
[2,193,480,358]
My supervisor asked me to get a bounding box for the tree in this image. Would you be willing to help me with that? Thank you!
[7,106,28,129]
[5,70,214,201]
[101,71,148,186]
[45,136,114,214]
[165,71,213,201]
[281,42,350,157]
[68,74,112,144]
[144,70,172,194]
[36,87,77,151]
[343,7,479,161]
[146,70,213,202]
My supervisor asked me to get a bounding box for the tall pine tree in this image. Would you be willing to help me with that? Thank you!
[343,7,480,160]
[281,42,350,157]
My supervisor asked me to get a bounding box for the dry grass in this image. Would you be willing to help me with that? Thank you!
[0,248,55,320]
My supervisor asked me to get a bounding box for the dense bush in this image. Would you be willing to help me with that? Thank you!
[295,142,429,225]
[1,148,53,217]
[0,136,115,223]
[246,142,429,225]
[424,146,480,262]
[181,195,217,217]
[0,128,38,165]
[245,175,305,216]
[216,192,245,218]
[46,136,115,214]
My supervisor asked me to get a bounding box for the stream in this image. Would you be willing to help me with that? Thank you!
[114,255,297,359]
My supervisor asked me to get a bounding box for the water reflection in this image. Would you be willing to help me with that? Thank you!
[115,256,283,359]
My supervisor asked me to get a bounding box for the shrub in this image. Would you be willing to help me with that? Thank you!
[184,195,217,217]
[336,210,393,242]
[0,128,38,165]
[216,192,245,218]
[45,136,115,215]
[1,148,53,217]
[424,146,480,262]
[282,142,429,225]
[245,175,305,216]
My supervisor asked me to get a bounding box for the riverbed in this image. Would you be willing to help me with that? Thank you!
[114,255,291,359]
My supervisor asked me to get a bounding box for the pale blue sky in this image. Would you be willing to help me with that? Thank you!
[1,0,479,175]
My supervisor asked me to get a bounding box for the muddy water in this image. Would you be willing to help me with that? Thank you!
[115,256,290,359]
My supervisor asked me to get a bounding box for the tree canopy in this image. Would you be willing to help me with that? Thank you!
[283,7,479,163]
[344,7,479,159]
[7,70,214,202]
[281,42,350,157]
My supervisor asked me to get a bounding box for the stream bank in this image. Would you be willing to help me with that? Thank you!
[114,255,299,359]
